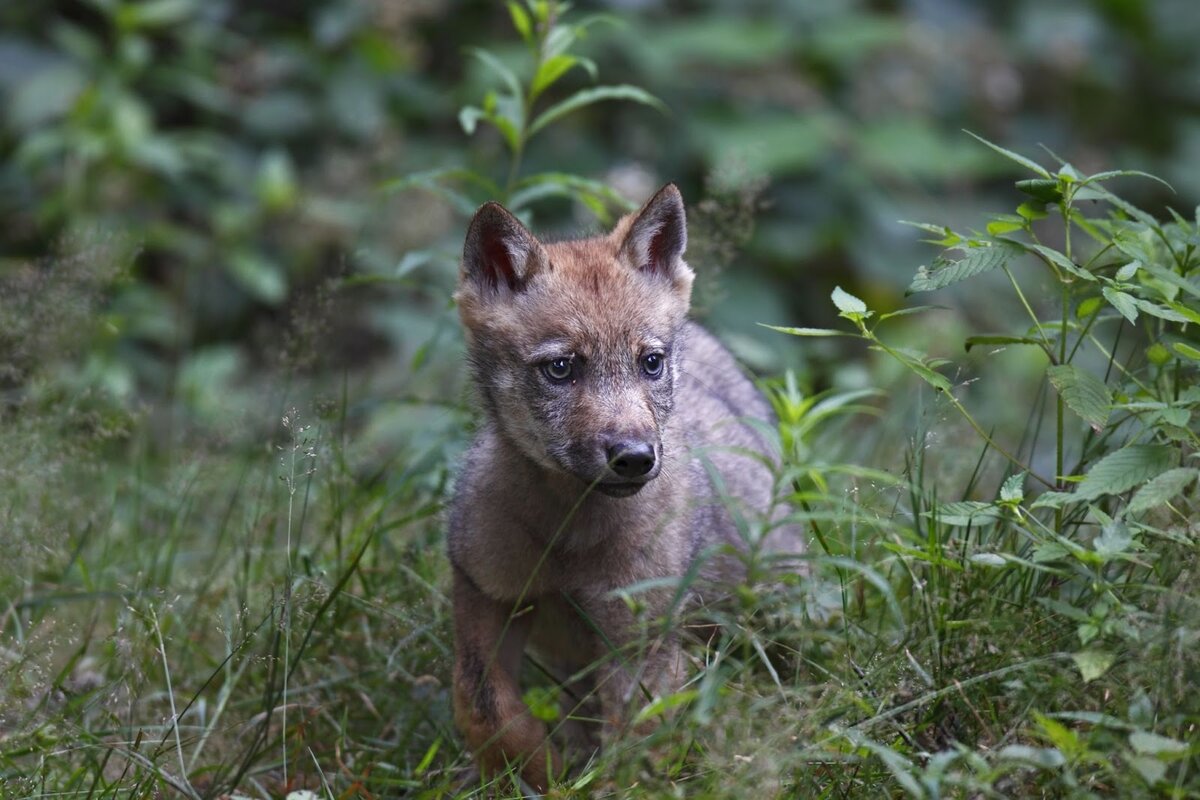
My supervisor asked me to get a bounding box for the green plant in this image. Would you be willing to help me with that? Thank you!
[772,136,1200,794]
[387,0,665,225]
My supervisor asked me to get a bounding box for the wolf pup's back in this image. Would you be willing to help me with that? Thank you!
[447,184,802,791]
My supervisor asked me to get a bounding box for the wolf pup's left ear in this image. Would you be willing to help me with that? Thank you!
[619,183,690,285]
[461,201,548,295]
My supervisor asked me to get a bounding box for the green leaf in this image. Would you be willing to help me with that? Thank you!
[1174,342,1200,361]
[1093,520,1133,558]
[964,334,1043,351]
[528,85,667,138]
[1000,473,1024,503]
[1076,296,1103,318]
[1027,243,1095,281]
[1103,287,1139,323]
[1074,445,1178,501]
[1017,201,1049,220]
[1088,184,1161,229]
[877,305,942,321]
[531,54,579,99]
[969,553,1006,567]
[987,217,1025,235]
[908,243,1016,294]
[1129,731,1189,757]
[1072,650,1115,683]
[996,745,1066,769]
[1015,178,1062,203]
[1164,302,1200,324]
[631,690,698,726]
[522,685,561,722]
[1046,364,1111,431]
[1114,260,1140,281]
[467,47,523,103]
[1030,490,1076,509]
[1134,299,1193,323]
[1079,169,1174,193]
[1129,756,1167,785]
[831,286,868,315]
[228,251,286,304]
[906,360,952,393]
[760,324,849,337]
[508,172,635,220]
[507,1,533,43]
[930,501,1001,526]
[1126,467,1199,515]
[964,130,1052,178]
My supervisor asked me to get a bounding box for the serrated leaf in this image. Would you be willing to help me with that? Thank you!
[1074,445,1177,501]
[907,244,1013,294]
[1134,299,1193,323]
[1000,472,1025,503]
[1126,467,1199,515]
[1072,650,1114,682]
[831,286,867,314]
[1046,364,1111,431]
[1027,243,1095,281]
[528,84,667,137]
[1129,731,1188,756]
[1103,287,1139,323]
[965,131,1052,178]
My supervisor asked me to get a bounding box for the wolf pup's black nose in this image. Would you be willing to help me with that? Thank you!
[607,440,656,478]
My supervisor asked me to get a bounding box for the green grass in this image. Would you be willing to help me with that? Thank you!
[2,324,1196,798]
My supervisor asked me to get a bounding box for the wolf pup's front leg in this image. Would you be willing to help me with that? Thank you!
[451,567,561,791]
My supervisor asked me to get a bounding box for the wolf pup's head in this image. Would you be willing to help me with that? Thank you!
[456,184,694,498]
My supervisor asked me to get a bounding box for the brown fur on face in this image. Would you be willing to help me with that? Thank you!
[447,184,806,791]
[455,186,694,491]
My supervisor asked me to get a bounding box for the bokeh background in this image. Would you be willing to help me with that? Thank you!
[4,2,1200,794]
[4,0,1199,444]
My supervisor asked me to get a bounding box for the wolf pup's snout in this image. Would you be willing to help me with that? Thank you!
[605,438,656,479]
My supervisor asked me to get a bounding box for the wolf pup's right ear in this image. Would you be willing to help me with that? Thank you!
[461,202,548,295]
[619,183,691,289]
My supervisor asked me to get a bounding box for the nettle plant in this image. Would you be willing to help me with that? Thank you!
[388,0,664,229]
[777,137,1198,786]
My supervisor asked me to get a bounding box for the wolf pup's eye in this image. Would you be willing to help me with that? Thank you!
[641,352,665,378]
[543,357,573,382]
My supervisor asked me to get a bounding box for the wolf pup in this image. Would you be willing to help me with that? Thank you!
[449,184,802,791]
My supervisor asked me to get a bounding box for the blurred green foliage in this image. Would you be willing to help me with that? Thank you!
[4,0,1200,417]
